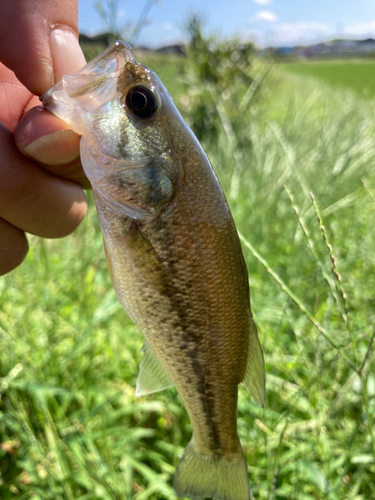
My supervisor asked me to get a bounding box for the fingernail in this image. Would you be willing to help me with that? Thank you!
[24,130,80,165]
[50,27,86,83]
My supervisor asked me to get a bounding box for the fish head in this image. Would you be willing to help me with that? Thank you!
[42,41,191,218]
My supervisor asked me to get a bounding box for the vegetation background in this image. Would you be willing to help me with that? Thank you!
[1,13,375,500]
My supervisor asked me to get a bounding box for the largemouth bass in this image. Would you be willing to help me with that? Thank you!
[42,41,265,500]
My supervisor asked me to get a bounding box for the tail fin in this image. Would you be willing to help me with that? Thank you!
[173,438,250,500]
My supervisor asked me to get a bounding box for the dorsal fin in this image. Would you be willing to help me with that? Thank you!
[242,319,266,407]
[136,342,174,396]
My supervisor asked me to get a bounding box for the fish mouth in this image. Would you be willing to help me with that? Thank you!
[40,41,137,134]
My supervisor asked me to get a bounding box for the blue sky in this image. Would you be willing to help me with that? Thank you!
[78,0,375,48]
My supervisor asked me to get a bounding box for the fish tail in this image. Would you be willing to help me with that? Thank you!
[173,438,251,500]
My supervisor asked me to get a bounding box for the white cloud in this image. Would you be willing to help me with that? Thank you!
[251,10,278,22]
[268,21,375,46]
[137,22,182,49]
[246,17,375,48]
[265,21,332,46]
[278,21,331,33]
[162,21,174,31]
[344,21,375,36]
[253,0,272,4]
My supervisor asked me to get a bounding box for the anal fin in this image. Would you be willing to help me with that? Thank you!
[136,342,174,396]
[242,319,266,407]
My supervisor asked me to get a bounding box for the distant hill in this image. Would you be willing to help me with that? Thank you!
[266,38,375,58]
[79,32,118,47]
[79,33,186,56]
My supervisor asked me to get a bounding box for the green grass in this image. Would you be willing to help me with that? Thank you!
[1,56,375,499]
[281,59,375,98]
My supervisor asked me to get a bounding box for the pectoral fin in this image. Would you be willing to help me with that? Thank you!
[242,319,266,407]
[136,342,174,396]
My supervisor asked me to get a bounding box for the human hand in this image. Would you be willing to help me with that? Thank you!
[0,0,88,276]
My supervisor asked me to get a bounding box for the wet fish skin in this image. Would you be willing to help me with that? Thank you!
[42,41,265,500]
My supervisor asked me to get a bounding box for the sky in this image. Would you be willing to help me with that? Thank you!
[78,0,375,48]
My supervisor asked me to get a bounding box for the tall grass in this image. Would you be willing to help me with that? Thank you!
[208,68,375,499]
[1,57,375,499]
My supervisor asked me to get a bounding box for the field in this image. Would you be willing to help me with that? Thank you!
[1,52,375,500]
[281,59,375,98]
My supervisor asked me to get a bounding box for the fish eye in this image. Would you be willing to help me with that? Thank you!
[125,85,159,119]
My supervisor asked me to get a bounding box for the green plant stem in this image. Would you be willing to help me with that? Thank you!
[311,192,359,369]
[238,231,357,372]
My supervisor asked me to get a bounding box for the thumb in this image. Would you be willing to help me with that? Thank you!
[0,0,86,96]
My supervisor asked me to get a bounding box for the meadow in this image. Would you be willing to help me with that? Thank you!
[1,49,375,500]
[282,59,375,98]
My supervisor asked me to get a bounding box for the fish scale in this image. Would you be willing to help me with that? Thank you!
[42,40,265,500]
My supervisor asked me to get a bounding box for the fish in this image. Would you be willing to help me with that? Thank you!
[41,41,265,500]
